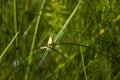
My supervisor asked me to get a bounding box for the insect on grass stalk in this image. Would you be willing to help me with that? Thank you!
[38,0,83,66]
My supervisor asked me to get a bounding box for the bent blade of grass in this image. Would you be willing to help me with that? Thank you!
[0,32,19,61]
[24,0,46,80]
[38,0,83,66]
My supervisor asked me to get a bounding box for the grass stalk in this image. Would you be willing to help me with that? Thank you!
[80,47,88,80]
[13,0,18,47]
[13,0,20,79]
[0,32,19,61]
[24,0,46,80]
[22,17,37,39]
[54,0,83,42]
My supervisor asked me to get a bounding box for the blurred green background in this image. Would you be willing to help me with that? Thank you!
[0,0,120,80]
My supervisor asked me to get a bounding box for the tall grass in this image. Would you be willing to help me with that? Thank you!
[24,0,46,80]
[0,0,120,80]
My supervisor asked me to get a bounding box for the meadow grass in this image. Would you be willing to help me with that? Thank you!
[0,0,120,80]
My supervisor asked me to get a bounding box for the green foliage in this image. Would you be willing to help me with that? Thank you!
[0,0,120,80]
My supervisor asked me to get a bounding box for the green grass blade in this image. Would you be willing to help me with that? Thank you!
[13,0,18,47]
[80,47,88,80]
[24,0,46,80]
[22,17,37,39]
[54,0,83,42]
[0,32,19,61]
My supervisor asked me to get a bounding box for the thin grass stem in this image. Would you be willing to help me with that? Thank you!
[0,32,19,61]
[80,47,88,80]
[54,0,83,42]
[24,0,46,80]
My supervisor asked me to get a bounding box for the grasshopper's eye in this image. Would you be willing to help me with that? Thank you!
[47,36,53,46]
